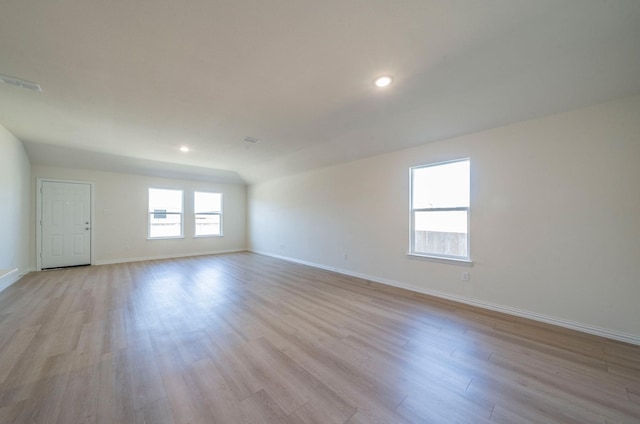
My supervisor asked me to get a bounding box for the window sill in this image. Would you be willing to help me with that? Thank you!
[194,235,224,238]
[407,253,473,267]
[147,236,184,240]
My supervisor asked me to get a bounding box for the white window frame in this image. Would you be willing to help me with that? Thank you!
[194,191,223,237]
[148,188,184,239]
[409,158,471,263]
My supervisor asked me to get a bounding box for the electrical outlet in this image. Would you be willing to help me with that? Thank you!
[461,272,470,281]
[343,253,348,260]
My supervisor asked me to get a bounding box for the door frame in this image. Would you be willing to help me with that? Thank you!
[36,178,95,271]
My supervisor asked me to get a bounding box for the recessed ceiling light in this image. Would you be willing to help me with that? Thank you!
[374,76,393,88]
[179,146,190,152]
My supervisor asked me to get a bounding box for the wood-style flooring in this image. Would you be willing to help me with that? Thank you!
[0,252,638,423]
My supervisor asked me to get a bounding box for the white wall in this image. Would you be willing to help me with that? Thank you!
[248,94,640,343]
[0,125,31,290]
[31,166,246,265]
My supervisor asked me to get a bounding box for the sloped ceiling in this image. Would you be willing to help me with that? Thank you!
[1,0,640,184]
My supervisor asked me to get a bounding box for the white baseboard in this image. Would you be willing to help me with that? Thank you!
[250,249,640,346]
[0,267,35,293]
[0,268,19,293]
[94,249,246,266]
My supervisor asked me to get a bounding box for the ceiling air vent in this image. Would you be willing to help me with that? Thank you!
[0,74,42,92]
[243,136,260,144]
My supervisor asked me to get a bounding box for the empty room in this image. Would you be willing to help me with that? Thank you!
[1,1,639,423]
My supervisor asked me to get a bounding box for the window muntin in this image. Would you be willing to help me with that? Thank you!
[148,188,183,238]
[194,191,222,236]
[410,159,470,260]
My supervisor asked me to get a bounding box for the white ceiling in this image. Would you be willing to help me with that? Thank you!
[1,0,639,184]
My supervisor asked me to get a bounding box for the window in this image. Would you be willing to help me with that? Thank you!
[148,188,183,238]
[194,191,222,236]
[410,159,470,261]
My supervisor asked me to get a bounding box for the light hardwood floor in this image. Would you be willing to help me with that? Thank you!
[0,252,638,423]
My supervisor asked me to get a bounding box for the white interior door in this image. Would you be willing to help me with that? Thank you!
[41,181,91,269]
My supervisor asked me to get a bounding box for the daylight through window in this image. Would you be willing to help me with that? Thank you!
[410,159,470,260]
[194,192,222,236]
[148,188,183,238]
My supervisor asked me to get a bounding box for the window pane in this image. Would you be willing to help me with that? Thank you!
[149,213,182,238]
[194,192,222,236]
[412,160,469,209]
[414,210,468,257]
[149,188,183,213]
[195,214,221,236]
[194,192,222,214]
[149,188,183,238]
